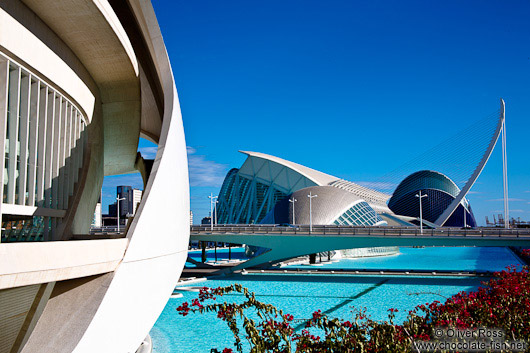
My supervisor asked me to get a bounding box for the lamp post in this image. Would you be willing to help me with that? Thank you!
[308,192,317,232]
[288,198,297,225]
[415,191,428,234]
[463,204,467,229]
[208,193,218,231]
[214,200,219,225]
[116,196,126,233]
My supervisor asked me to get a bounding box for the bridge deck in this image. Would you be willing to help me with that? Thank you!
[190,225,530,273]
[191,224,530,237]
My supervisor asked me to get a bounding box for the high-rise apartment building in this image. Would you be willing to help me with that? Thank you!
[133,189,143,215]
[117,185,132,217]
[109,185,143,218]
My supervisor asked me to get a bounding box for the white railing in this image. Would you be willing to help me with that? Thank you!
[0,52,88,242]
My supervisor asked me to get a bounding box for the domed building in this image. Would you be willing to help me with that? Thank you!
[388,170,477,227]
[261,185,386,226]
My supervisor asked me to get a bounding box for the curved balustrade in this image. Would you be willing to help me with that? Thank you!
[0,52,88,242]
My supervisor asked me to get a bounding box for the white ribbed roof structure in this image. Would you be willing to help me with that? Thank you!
[217,151,392,225]
[238,151,337,188]
[238,150,391,212]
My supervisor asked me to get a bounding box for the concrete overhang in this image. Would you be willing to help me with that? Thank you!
[21,0,147,176]
[21,0,139,102]
[0,238,128,289]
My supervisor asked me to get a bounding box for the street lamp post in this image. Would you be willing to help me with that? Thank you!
[308,192,317,232]
[208,193,218,231]
[214,200,219,225]
[463,204,467,229]
[415,191,428,234]
[288,198,297,225]
[116,196,126,233]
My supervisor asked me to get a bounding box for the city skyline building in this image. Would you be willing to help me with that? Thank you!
[132,188,143,216]
[91,194,102,228]
[107,185,143,218]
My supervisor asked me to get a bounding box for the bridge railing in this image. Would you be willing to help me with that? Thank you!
[190,224,530,238]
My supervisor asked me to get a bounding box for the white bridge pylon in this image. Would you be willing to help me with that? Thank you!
[435,99,507,227]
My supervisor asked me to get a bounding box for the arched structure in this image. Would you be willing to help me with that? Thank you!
[217,151,391,224]
[434,99,505,226]
[388,171,476,227]
[262,186,386,226]
[0,1,189,352]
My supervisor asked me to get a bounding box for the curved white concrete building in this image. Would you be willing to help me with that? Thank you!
[261,185,387,226]
[217,151,392,225]
[0,1,189,352]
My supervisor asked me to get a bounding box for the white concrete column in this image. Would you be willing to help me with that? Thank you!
[44,90,55,209]
[7,65,20,204]
[66,105,74,199]
[79,121,85,168]
[72,111,79,184]
[36,85,48,207]
[51,95,61,209]
[27,80,40,207]
[58,99,67,210]
[0,59,9,238]
[17,72,31,205]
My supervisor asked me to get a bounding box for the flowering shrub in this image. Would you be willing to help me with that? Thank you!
[177,266,530,352]
[519,249,530,264]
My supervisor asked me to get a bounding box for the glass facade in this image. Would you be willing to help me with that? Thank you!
[333,201,385,226]
[388,170,476,227]
[389,170,462,206]
[217,168,288,224]
[1,216,48,242]
[0,53,87,242]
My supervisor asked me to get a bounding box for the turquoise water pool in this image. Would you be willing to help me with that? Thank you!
[151,247,523,353]
[286,247,522,272]
[185,247,248,267]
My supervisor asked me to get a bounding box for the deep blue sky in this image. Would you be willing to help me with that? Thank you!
[104,0,530,224]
